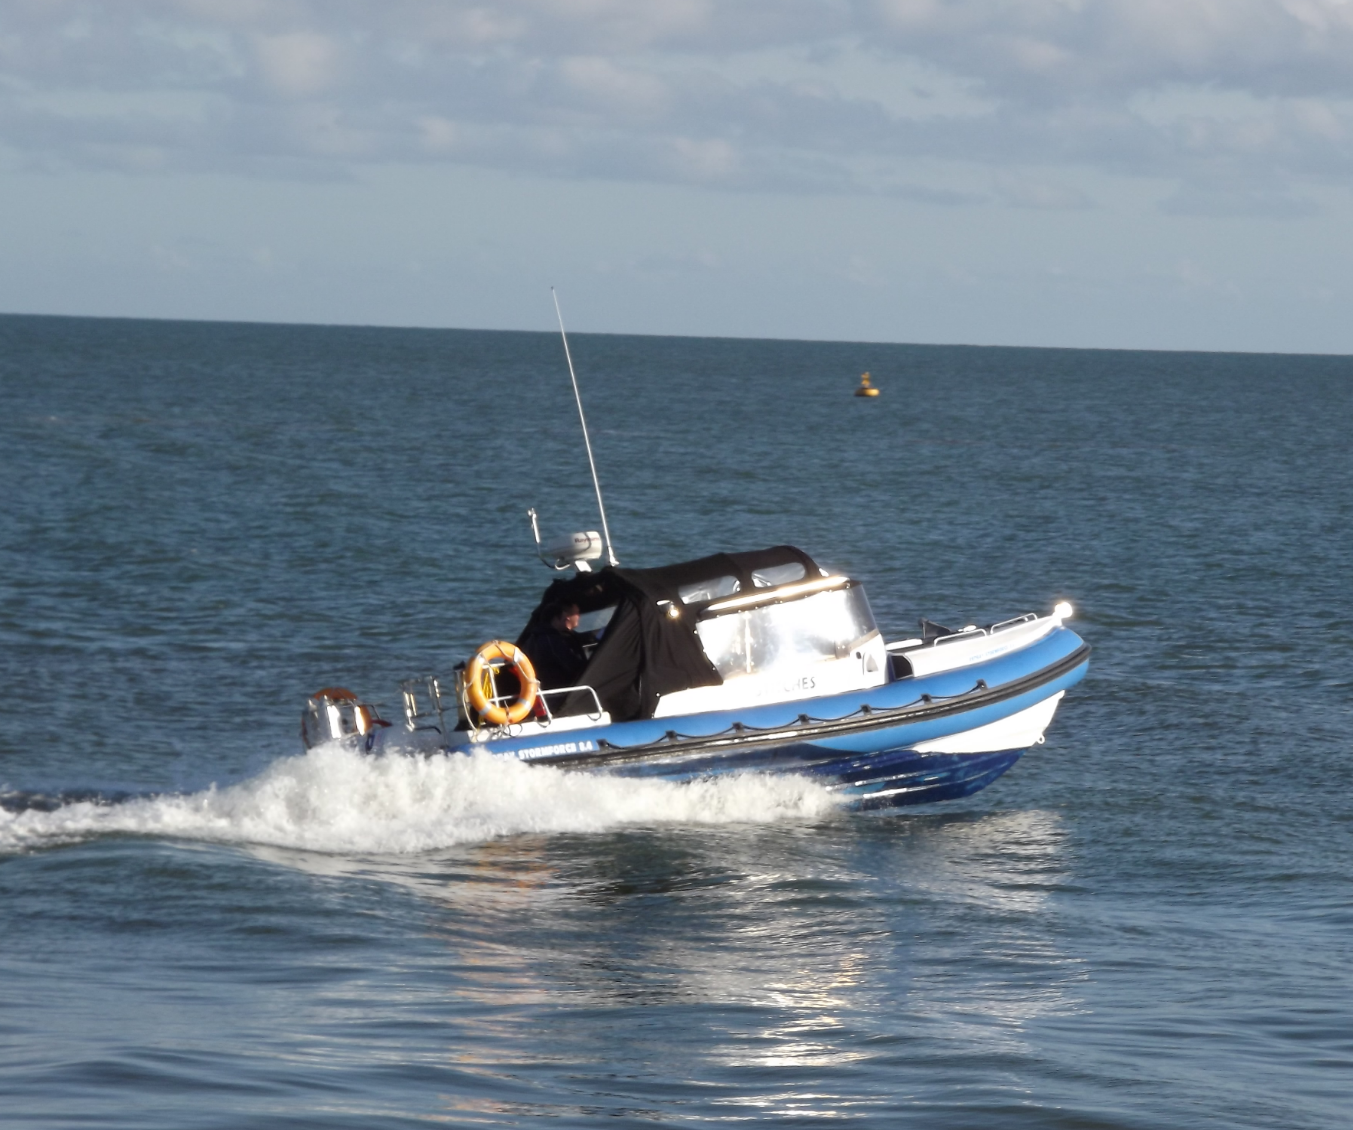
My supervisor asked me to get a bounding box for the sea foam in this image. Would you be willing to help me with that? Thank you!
[0,745,841,855]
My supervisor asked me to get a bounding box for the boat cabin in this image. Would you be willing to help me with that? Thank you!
[515,545,888,724]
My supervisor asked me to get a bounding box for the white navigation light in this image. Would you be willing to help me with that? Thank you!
[545,530,604,570]
[1054,601,1074,620]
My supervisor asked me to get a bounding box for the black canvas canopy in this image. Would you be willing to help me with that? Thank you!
[516,545,822,722]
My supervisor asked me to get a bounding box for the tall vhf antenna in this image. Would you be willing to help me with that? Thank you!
[552,288,619,567]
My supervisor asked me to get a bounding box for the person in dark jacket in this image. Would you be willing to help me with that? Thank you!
[521,601,589,691]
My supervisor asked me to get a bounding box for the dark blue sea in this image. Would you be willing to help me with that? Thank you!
[1,313,1350,1128]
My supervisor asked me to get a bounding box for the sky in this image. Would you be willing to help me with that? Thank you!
[2,0,1351,353]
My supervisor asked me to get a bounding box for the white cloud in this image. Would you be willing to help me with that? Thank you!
[253,32,340,97]
[1,1,1352,211]
[557,56,672,118]
[665,135,740,182]
[418,114,458,153]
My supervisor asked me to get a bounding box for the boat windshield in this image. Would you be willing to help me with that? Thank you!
[678,575,740,604]
[694,583,877,680]
[751,562,805,588]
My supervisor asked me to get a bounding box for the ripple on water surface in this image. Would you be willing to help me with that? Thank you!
[1,317,1351,1128]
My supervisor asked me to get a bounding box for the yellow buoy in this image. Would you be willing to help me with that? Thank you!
[854,371,880,397]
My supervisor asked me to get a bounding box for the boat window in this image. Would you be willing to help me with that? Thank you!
[678,575,740,604]
[576,605,616,633]
[751,562,806,589]
[695,584,878,680]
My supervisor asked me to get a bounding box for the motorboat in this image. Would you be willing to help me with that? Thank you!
[297,294,1088,809]
[301,539,1089,809]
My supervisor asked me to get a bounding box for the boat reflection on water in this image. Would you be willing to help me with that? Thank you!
[246,804,1085,1120]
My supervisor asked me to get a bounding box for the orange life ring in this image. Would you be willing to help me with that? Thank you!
[464,641,539,726]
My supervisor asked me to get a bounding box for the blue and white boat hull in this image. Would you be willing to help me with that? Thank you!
[425,623,1089,810]
[313,542,1090,811]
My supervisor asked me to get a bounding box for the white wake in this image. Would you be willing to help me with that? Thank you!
[0,745,841,855]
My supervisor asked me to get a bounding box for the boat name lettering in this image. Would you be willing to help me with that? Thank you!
[783,675,817,693]
[517,739,598,759]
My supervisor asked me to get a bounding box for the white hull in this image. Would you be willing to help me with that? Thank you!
[910,692,1065,754]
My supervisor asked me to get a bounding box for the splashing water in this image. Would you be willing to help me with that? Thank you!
[0,745,842,856]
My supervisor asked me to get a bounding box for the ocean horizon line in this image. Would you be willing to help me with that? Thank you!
[3,308,1349,361]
